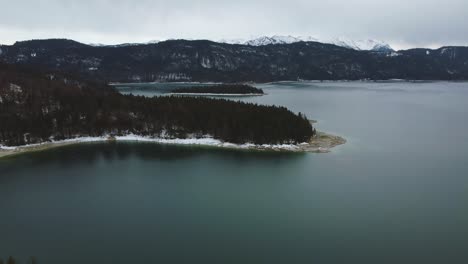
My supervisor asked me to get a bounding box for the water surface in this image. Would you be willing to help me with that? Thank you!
[1,81,468,264]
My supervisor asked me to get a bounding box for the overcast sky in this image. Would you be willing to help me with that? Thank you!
[0,0,467,50]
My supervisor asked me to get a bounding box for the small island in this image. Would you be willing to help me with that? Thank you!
[169,84,265,96]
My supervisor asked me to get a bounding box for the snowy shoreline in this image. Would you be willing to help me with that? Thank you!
[0,133,346,159]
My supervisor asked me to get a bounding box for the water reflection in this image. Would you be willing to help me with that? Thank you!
[0,142,305,175]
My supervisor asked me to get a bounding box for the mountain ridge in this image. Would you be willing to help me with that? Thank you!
[1,38,467,83]
[82,35,394,51]
[224,35,393,52]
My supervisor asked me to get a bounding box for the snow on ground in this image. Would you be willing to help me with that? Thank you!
[0,134,303,152]
[0,145,17,150]
[116,135,300,150]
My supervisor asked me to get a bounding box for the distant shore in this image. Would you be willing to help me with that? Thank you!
[110,80,468,87]
[168,93,265,97]
[0,131,346,159]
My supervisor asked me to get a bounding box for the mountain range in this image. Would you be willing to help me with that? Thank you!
[89,35,394,52]
[220,35,393,52]
[0,38,467,83]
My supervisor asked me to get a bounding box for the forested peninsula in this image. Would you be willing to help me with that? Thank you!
[0,64,315,148]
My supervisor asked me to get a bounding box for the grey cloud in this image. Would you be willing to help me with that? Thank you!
[0,0,467,49]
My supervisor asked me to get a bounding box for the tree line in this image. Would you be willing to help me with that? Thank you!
[171,84,264,94]
[0,63,315,146]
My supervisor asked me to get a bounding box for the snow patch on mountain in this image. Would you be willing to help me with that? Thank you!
[88,40,160,47]
[244,35,316,46]
[220,35,393,51]
[327,37,392,51]
[218,38,245,45]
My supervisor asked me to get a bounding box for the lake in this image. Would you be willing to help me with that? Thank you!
[1,81,468,264]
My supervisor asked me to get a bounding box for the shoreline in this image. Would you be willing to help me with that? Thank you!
[0,132,346,159]
[168,93,265,97]
[0,140,86,159]
[109,80,468,87]
[109,81,222,86]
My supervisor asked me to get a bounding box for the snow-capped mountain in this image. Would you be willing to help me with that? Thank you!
[87,36,392,51]
[88,40,160,47]
[244,36,316,46]
[327,37,393,52]
[219,36,315,46]
[220,35,393,51]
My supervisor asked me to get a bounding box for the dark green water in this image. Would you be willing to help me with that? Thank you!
[1,82,468,263]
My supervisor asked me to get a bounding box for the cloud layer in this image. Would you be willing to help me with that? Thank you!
[1,0,467,49]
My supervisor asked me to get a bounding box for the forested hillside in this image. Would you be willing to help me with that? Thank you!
[0,64,314,146]
[1,39,468,83]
